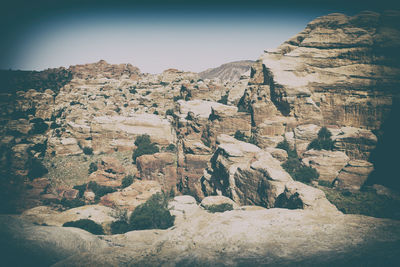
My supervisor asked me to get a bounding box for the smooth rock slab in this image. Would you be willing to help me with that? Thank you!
[53,208,400,266]
[0,215,108,267]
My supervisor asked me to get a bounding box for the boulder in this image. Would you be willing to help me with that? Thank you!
[200,195,239,209]
[89,157,126,187]
[302,149,350,183]
[100,180,162,211]
[334,160,374,191]
[168,195,201,225]
[136,152,177,192]
[333,127,377,160]
[21,205,116,227]
[265,147,288,162]
[275,181,338,213]
[99,157,125,174]
[62,189,79,200]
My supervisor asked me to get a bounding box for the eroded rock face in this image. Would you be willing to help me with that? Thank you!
[136,152,178,192]
[302,149,350,183]
[89,157,126,187]
[333,126,378,160]
[100,180,162,211]
[201,134,336,211]
[240,11,400,159]
[334,160,374,190]
[20,205,116,227]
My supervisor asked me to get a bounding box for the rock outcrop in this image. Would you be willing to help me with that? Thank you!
[100,180,162,211]
[49,199,400,266]
[334,160,374,190]
[0,215,108,267]
[242,11,400,153]
[201,134,338,211]
[302,149,350,183]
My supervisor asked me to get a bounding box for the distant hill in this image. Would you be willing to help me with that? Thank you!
[199,60,254,81]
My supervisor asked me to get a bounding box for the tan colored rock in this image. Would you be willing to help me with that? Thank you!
[168,195,202,225]
[265,147,288,162]
[333,127,377,160]
[52,207,400,267]
[84,191,96,202]
[21,205,116,226]
[275,181,338,213]
[136,152,177,192]
[302,149,350,182]
[99,156,125,174]
[203,135,291,207]
[100,180,162,211]
[89,170,123,188]
[177,100,229,119]
[89,157,126,187]
[62,189,79,200]
[242,11,399,131]
[334,160,374,191]
[200,195,239,209]
[48,137,82,156]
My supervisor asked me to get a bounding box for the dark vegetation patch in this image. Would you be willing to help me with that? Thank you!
[277,139,319,183]
[0,68,72,94]
[60,198,85,208]
[307,127,334,150]
[110,192,175,234]
[88,162,98,174]
[217,93,229,105]
[63,219,104,235]
[132,134,159,163]
[87,181,116,201]
[234,130,258,145]
[121,175,134,188]
[204,203,233,213]
[82,147,93,155]
[165,143,176,152]
[29,118,49,135]
[129,192,175,231]
[27,158,48,180]
[321,187,400,220]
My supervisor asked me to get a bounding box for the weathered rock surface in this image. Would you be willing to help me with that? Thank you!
[333,126,378,160]
[0,215,108,267]
[200,195,239,209]
[52,207,400,266]
[202,134,336,211]
[100,180,162,211]
[89,157,126,187]
[136,152,178,192]
[250,11,400,131]
[21,205,116,226]
[302,149,350,182]
[334,160,374,190]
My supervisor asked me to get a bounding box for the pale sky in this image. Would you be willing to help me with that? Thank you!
[1,1,393,74]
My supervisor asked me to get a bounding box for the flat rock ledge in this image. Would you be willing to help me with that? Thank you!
[1,196,399,266]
